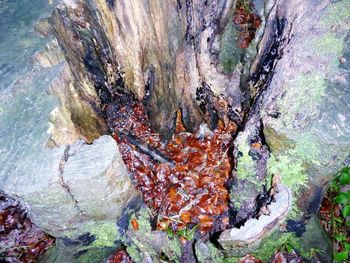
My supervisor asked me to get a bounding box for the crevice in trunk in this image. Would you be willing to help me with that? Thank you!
[239,16,292,133]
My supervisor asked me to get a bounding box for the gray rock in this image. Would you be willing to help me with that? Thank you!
[219,185,292,254]
[260,0,350,199]
[63,135,136,223]
[1,135,138,238]
[232,0,350,229]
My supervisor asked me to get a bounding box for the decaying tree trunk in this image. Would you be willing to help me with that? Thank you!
[31,0,350,262]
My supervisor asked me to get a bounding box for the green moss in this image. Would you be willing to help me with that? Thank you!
[263,127,295,152]
[311,0,350,72]
[53,221,119,263]
[127,234,157,262]
[278,73,326,128]
[223,256,240,263]
[125,207,182,262]
[134,207,152,233]
[207,243,224,263]
[221,233,305,262]
[232,133,264,209]
[126,208,157,262]
[267,154,308,192]
[313,33,345,57]
[320,0,350,30]
[236,134,256,181]
[309,33,345,73]
[88,222,118,248]
[236,153,256,180]
[126,246,142,262]
[196,242,224,263]
[163,238,182,263]
[286,201,303,220]
[232,200,242,210]
[293,133,323,166]
[66,221,118,248]
[252,232,305,261]
[219,22,244,72]
[230,181,261,210]
[76,248,115,263]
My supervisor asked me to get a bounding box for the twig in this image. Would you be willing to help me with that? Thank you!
[119,130,175,168]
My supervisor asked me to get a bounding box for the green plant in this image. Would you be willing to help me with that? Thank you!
[166,225,198,241]
[330,167,350,262]
[305,248,325,260]
[177,225,198,241]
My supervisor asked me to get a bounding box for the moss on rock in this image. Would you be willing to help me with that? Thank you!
[219,22,243,72]
[235,133,257,181]
[267,154,308,192]
[65,221,119,248]
[252,232,305,261]
[196,241,224,263]
[263,127,295,152]
[275,73,326,129]
[320,0,350,30]
[123,207,183,263]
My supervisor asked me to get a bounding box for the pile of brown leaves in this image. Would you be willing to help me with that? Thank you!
[233,0,262,49]
[0,192,54,262]
[108,97,236,233]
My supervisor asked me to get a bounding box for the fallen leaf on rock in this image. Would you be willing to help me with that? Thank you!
[131,218,139,231]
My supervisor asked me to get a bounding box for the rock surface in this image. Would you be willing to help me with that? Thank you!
[63,135,135,222]
[259,0,350,213]
[1,135,138,238]
[220,185,292,254]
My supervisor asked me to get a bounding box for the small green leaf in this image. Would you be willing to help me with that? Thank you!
[346,221,350,227]
[339,170,350,185]
[286,244,293,253]
[344,243,350,251]
[342,204,350,217]
[335,193,350,204]
[335,251,348,261]
[188,225,198,236]
[340,167,350,178]
[334,217,343,223]
[177,229,186,238]
[335,234,346,242]
[166,227,174,238]
[331,180,340,192]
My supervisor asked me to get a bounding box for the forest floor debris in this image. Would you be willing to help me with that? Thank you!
[0,192,54,262]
